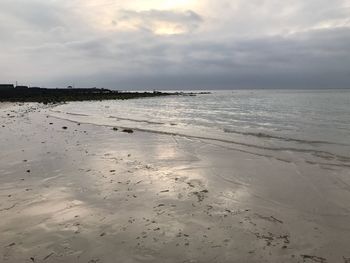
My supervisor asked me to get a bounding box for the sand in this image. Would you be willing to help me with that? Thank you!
[0,102,350,263]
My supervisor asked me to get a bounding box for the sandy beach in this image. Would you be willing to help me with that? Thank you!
[1,102,350,263]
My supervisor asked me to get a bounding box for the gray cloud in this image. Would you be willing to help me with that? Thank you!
[0,0,349,89]
[1,0,64,29]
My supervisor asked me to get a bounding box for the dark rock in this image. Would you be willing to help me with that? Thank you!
[0,86,175,103]
[122,128,134,133]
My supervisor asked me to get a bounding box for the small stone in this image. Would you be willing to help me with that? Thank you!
[122,128,134,133]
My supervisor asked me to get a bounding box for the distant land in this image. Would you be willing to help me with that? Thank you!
[0,84,209,103]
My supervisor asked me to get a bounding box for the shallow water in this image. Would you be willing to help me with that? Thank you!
[51,90,350,167]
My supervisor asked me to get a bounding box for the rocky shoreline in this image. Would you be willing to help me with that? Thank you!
[0,87,178,103]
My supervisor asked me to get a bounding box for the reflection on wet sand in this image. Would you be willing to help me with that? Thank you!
[1,103,350,263]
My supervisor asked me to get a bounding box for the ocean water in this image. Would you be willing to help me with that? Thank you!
[51,89,350,168]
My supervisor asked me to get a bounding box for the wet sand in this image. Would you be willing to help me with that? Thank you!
[1,103,350,263]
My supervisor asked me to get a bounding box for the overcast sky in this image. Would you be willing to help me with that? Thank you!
[1,0,350,89]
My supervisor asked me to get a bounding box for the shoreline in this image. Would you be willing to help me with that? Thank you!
[1,102,350,262]
[0,89,173,103]
[0,87,211,103]
[49,102,350,169]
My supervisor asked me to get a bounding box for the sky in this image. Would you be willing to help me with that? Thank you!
[0,0,350,90]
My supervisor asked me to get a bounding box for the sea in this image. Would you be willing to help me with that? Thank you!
[50,89,350,168]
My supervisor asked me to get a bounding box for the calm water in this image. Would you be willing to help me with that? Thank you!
[52,90,350,167]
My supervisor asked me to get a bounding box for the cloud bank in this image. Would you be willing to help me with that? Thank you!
[0,0,350,89]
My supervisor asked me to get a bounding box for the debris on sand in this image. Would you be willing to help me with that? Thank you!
[0,203,17,212]
[62,126,68,130]
[6,242,16,247]
[301,254,327,262]
[122,128,134,134]
[112,127,118,131]
[255,214,284,224]
[192,190,209,202]
[43,252,54,261]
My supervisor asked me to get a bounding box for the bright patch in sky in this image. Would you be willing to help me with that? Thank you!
[81,0,199,34]
[122,0,197,10]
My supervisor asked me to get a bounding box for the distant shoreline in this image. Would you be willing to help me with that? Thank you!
[0,86,211,103]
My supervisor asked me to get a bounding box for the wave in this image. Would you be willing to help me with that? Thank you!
[66,112,90,117]
[50,109,90,117]
[108,115,164,125]
[223,128,348,146]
